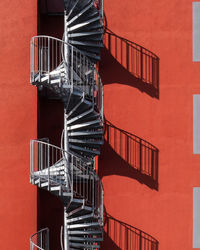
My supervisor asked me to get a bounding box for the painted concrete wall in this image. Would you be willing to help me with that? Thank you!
[98,0,200,249]
[30,0,200,249]
[0,0,37,248]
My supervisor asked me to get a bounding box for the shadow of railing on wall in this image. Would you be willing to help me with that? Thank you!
[103,213,159,250]
[98,120,159,190]
[101,29,159,98]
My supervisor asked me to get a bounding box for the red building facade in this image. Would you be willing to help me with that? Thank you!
[0,0,199,249]
[0,0,37,249]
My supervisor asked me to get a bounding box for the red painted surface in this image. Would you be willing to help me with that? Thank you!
[98,0,200,249]
[2,0,197,249]
[0,1,37,249]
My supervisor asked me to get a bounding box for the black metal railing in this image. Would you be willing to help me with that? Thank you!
[30,228,49,250]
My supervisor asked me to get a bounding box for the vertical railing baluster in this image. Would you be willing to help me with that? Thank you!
[41,37,43,74]
[71,155,73,199]
[40,229,42,249]
[52,39,54,72]
[71,46,73,87]
[48,37,50,83]
[30,141,33,183]
[39,38,41,82]
[41,143,43,171]
[46,228,49,250]
[92,174,94,207]
[47,144,50,190]
[30,39,33,82]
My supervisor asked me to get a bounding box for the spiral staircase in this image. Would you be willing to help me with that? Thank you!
[30,0,104,249]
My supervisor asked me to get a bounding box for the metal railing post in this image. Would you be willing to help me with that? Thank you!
[40,230,43,249]
[48,37,50,83]
[92,174,95,208]
[30,141,33,183]
[64,207,70,250]
[30,39,34,83]
[46,228,50,250]
[71,46,73,86]
[71,157,73,199]
[101,185,104,226]
[101,0,104,20]
[30,239,32,250]
[47,144,50,190]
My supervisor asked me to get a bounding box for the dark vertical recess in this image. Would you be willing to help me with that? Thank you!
[36,1,65,249]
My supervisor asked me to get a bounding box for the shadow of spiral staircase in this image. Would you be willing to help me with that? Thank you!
[30,0,104,249]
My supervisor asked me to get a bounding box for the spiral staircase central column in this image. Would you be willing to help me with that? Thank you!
[64,11,69,82]
[64,206,70,250]
[64,107,69,184]
[64,107,70,250]
[64,11,70,250]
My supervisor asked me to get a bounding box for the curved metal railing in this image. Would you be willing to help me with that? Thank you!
[30,35,104,119]
[30,139,104,222]
[30,139,72,192]
[95,0,104,20]
[31,35,95,94]
[95,68,104,122]
[30,228,49,250]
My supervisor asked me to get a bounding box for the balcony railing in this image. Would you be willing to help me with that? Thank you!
[30,228,49,250]
[30,139,104,224]
[30,36,95,96]
[30,35,104,119]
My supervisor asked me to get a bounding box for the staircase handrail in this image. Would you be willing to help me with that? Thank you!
[30,35,104,117]
[30,139,104,220]
[30,228,49,250]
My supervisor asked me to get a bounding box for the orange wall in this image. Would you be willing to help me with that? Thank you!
[99,0,200,249]
[0,1,37,249]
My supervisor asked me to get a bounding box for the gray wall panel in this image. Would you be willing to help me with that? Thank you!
[193,188,200,248]
[193,2,200,61]
[193,95,200,154]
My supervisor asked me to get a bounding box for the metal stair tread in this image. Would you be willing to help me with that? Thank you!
[70,144,100,155]
[69,236,103,242]
[69,138,103,145]
[67,213,94,223]
[70,40,104,48]
[67,1,94,26]
[68,31,103,38]
[69,242,100,248]
[67,222,100,229]
[68,16,101,32]
[67,118,101,130]
[68,230,103,235]
[67,107,94,125]
[67,206,93,218]
[68,130,103,136]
